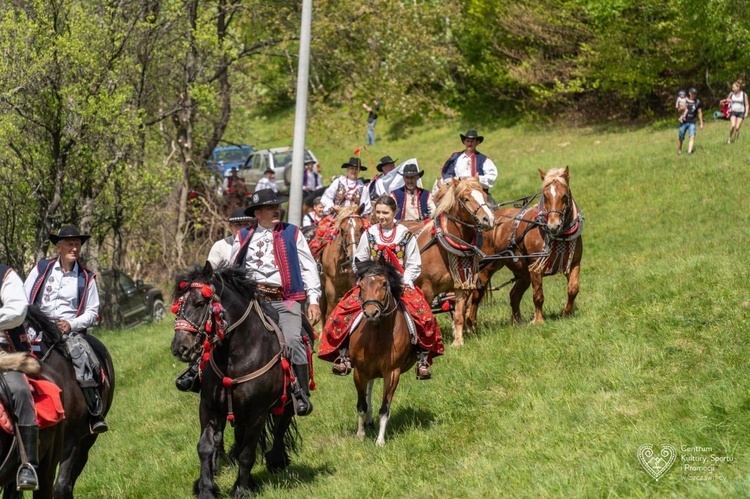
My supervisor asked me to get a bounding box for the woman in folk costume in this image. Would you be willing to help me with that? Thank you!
[318,195,444,379]
[308,156,372,258]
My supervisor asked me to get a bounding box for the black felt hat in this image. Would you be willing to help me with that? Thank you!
[398,163,425,178]
[376,155,398,173]
[228,208,254,223]
[460,129,484,144]
[49,225,91,245]
[341,157,367,171]
[244,189,289,217]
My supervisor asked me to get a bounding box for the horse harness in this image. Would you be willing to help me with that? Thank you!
[355,275,418,345]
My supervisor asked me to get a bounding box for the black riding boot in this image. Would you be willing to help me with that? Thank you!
[16,425,39,491]
[175,361,201,393]
[83,387,109,434]
[291,364,313,417]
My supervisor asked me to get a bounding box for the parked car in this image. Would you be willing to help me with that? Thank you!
[208,145,254,177]
[98,270,166,329]
[238,147,319,195]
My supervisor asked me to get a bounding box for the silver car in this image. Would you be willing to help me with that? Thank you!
[238,147,319,195]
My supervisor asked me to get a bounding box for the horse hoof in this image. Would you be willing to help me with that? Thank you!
[356,431,365,440]
[375,438,385,447]
[451,340,464,348]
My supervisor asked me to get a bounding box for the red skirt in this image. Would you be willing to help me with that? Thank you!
[308,215,337,259]
[318,286,444,362]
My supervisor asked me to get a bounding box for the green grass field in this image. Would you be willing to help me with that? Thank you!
[76,117,749,497]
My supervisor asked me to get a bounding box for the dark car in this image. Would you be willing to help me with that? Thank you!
[208,145,255,177]
[98,270,166,329]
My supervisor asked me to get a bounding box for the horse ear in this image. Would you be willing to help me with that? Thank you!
[538,168,547,180]
[202,261,213,277]
[357,203,365,216]
[563,166,570,181]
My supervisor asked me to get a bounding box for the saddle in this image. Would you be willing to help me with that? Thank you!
[0,377,65,434]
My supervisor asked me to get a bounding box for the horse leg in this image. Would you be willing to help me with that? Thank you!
[530,272,545,324]
[467,286,486,333]
[375,370,401,447]
[452,290,467,347]
[232,415,267,498]
[266,405,295,472]
[509,275,530,324]
[194,423,220,499]
[354,368,370,439]
[365,380,374,427]
[562,263,580,317]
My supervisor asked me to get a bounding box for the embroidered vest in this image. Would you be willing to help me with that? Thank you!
[392,187,430,221]
[233,223,306,301]
[0,264,29,352]
[441,151,487,179]
[29,258,95,318]
[333,178,363,207]
[366,230,413,272]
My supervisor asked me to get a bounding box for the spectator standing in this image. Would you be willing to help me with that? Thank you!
[721,81,748,144]
[303,159,322,193]
[255,167,278,193]
[363,98,380,145]
[678,88,704,155]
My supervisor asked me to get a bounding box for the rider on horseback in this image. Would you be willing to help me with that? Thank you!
[319,195,444,379]
[441,129,498,206]
[0,264,40,491]
[391,163,435,221]
[25,226,108,434]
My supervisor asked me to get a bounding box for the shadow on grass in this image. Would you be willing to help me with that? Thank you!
[256,462,336,490]
[354,406,436,441]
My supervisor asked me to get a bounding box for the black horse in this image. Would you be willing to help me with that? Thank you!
[0,324,66,497]
[171,263,298,498]
[25,305,115,499]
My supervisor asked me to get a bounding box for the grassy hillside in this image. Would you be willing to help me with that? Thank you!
[78,117,749,498]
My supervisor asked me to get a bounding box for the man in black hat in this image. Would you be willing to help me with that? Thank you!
[0,263,43,490]
[441,129,498,195]
[319,157,371,216]
[369,155,398,198]
[232,189,321,416]
[391,163,436,221]
[24,226,108,433]
[207,208,254,268]
[255,167,278,193]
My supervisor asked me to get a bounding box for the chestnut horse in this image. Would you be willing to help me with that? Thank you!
[411,177,495,347]
[171,264,300,498]
[349,261,414,446]
[463,167,583,336]
[319,206,368,325]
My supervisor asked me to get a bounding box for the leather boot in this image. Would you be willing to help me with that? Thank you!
[175,362,201,393]
[416,350,432,380]
[83,387,109,434]
[331,348,351,376]
[16,425,38,491]
[291,364,313,417]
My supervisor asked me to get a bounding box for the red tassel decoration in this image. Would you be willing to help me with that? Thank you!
[201,284,213,298]
[179,281,188,290]
[222,377,233,388]
[227,413,235,422]
[171,301,181,314]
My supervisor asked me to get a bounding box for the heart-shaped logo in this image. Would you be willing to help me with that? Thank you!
[638,444,676,481]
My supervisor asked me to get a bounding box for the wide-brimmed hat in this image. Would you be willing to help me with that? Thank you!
[460,129,484,144]
[228,207,254,224]
[399,163,425,178]
[341,157,368,171]
[264,167,275,175]
[244,189,289,217]
[376,155,398,172]
[49,225,91,245]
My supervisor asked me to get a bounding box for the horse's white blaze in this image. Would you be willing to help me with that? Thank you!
[470,189,494,223]
[550,184,557,198]
[376,412,389,446]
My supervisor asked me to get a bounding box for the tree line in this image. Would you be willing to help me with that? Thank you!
[0,0,742,326]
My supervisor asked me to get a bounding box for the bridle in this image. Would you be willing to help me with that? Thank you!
[357,274,397,319]
[445,188,492,229]
[173,282,224,359]
[337,215,364,273]
[537,183,571,226]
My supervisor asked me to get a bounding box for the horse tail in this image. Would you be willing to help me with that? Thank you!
[25,304,64,346]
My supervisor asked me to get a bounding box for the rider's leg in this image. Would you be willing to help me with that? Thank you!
[2,371,39,491]
[270,301,313,416]
[65,333,108,433]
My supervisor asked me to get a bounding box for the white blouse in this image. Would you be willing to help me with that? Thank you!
[353,224,420,287]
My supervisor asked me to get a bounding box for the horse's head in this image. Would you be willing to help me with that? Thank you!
[335,205,368,271]
[538,167,572,237]
[356,260,402,323]
[171,262,220,362]
[433,177,495,230]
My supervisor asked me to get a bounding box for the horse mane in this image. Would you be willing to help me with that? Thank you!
[174,264,258,303]
[355,260,403,303]
[542,168,569,188]
[432,177,484,219]
[25,304,63,347]
[334,205,362,229]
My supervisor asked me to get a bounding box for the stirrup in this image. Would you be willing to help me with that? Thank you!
[416,362,432,380]
[16,464,38,491]
[331,356,351,376]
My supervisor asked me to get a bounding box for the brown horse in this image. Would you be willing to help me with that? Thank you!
[349,261,415,446]
[463,167,583,336]
[319,206,368,325]
[412,177,495,347]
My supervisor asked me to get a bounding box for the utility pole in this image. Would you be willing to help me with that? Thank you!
[288,0,312,225]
